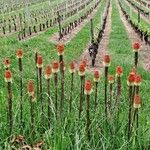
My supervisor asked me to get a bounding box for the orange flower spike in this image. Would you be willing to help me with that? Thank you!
[27,80,34,96]
[132,42,141,52]
[108,75,114,84]
[3,58,11,68]
[78,62,86,76]
[69,62,75,73]
[36,55,43,68]
[134,94,141,108]
[4,70,12,83]
[16,49,24,58]
[127,72,135,86]
[84,80,93,95]
[45,65,52,79]
[94,70,100,82]
[103,54,111,67]
[52,60,59,73]
[116,66,123,76]
[134,74,142,86]
[57,43,64,55]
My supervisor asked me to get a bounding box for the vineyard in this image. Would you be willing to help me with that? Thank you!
[0,0,150,149]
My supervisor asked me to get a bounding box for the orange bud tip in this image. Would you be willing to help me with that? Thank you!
[16,49,23,58]
[134,95,141,108]
[4,70,12,83]
[44,65,52,79]
[84,80,93,95]
[52,60,59,73]
[93,70,100,82]
[103,54,111,67]
[57,43,64,55]
[36,55,43,68]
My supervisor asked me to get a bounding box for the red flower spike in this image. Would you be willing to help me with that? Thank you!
[78,62,86,76]
[94,70,100,82]
[103,54,111,67]
[3,58,10,68]
[52,60,59,73]
[27,80,34,96]
[16,49,23,58]
[45,65,52,79]
[132,42,141,52]
[69,62,75,73]
[108,75,114,84]
[134,94,141,108]
[84,80,93,95]
[127,72,135,86]
[57,43,64,55]
[36,55,43,68]
[134,74,142,86]
[4,70,12,83]
[116,66,123,76]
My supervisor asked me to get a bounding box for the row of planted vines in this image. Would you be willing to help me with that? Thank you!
[0,0,150,149]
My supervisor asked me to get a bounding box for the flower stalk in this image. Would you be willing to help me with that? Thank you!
[5,70,13,136]
[16,49,24,129]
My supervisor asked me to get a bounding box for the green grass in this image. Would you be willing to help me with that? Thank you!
[0,0,150,149]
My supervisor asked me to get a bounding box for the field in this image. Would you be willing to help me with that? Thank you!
[0,0,150,149]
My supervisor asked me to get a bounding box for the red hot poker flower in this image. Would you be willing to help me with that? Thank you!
[52,60,59,73]
[108,75,114,84]
[134,94,141,108]
[103,54,111,67]
[16,49,23,58]
[116,66,123,76]
[3,58,10,68]
[134,74,142,86]
[57,43,64,55]
[132,42,141,52]
[45,65,52,79]
[4,70,12,83]
[78,63,86,76]
[27,80,34,96]
[127,72,135,86]
[94,70,100,82]
[36,55,43,68]
[84,80,93,95]
[69,62,75,73]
